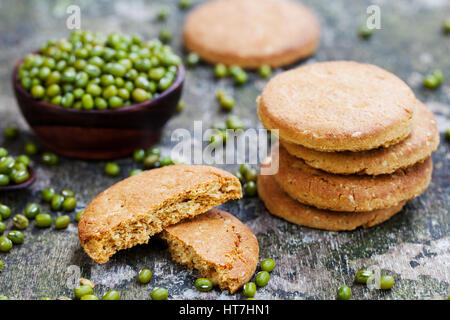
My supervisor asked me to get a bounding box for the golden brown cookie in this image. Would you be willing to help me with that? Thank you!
[258,164,406,231]
[183,0,320,68]
[258,61,417,151]
[78,165,242,264]
[275,146,432,212]
[161,208,259,294]
[281,102,439,175]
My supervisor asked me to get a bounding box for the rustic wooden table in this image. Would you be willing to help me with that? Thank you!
[0,0,449,300]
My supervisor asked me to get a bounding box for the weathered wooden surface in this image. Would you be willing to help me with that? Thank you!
[0,0,449,300]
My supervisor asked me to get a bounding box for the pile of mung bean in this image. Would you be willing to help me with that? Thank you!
[17,31,181,110]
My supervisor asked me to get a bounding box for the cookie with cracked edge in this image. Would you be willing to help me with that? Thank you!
[282,101,439,175]
[258,61,417,151]
[183,0,320,68]
[161,208,259,294]
[275,145,432,212]
[258,159,406,231]
[78,165,242,264]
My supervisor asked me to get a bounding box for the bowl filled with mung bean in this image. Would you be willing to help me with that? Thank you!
[12,30,184,160]
[0,148,36,191]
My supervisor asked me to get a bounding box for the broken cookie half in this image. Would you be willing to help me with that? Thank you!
[78,164,242,264]
[161,208,259,294]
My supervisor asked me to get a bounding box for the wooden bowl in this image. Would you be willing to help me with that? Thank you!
[0,167,36,192]
[12,61,184,160]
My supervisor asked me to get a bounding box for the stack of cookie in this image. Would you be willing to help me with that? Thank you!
[257,61,439,231]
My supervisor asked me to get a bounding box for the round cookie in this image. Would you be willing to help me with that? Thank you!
[161,208,259,294]
[275,145,432,212]
[258,165,406,231]
[258,61,417,151]
[78,164,242,264]
[281,101,439,175]
[183,0,320,68]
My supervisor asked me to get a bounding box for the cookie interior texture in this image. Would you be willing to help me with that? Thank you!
[161,208,259,294]
[258,61,417,151]
[281,101,439,175]
[183,0,320,68]
[275,145,433,212]
[258,160,406,231]
[78,165,242,264]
